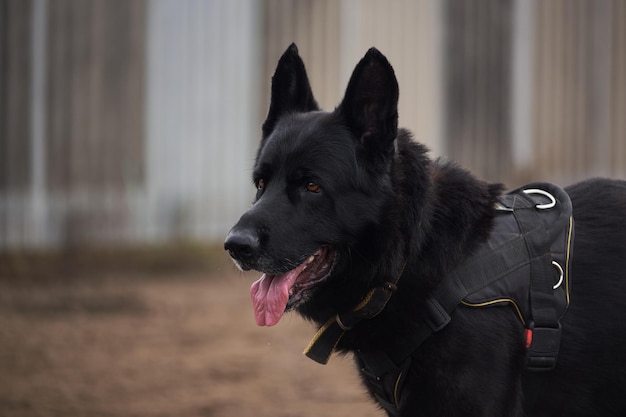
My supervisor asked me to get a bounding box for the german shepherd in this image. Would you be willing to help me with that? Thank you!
[225,43,626,416]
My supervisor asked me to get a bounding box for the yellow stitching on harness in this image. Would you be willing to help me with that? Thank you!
[353,289,377,311]
[461,298,526,326]
[393,371,403,410]
[565,215,573,306]
[303,317,341,359]
[353,260,408,314]
[460,219,573,328]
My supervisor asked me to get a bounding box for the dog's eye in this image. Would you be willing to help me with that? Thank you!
[305,182,321,193]
[256,179,265,190]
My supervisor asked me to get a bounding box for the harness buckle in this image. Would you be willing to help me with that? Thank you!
[525,322,562,371]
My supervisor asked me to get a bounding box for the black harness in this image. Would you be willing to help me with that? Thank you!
[304,183,574,416]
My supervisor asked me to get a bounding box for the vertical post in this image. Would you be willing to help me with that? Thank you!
[511,0,534,171]
[30,0,48,246]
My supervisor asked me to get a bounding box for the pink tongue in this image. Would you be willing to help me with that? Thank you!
[250,262,308,326]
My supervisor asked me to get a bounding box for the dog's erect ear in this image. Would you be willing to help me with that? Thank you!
[262,43,319,138]
[339,48,399,152]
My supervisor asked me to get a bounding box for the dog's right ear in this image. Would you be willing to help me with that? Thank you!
[262,43,319,138]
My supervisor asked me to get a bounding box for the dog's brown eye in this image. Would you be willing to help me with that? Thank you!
[257,179,265,190]
[306,182,321,193]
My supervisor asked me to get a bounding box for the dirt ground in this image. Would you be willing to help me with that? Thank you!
[0,255,384,417]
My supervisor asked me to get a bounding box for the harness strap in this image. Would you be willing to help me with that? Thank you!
[377,233,531,369]
[357,350,409,415]
[353,185,572,416]
[304,282,399,364]
[512,192,563,371]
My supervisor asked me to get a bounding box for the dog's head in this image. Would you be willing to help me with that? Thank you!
[225,44,401,326]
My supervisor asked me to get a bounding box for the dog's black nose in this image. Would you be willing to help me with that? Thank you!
[224,228,260,264]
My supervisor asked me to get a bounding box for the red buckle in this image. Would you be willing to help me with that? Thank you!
[524,328,533,349]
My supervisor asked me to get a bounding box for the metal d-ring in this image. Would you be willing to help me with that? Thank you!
[523,188,557,210]
[552,261,564,290]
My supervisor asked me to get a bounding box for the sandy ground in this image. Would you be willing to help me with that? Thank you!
[0,257,384,417]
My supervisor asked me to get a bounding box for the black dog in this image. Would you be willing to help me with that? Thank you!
[225,44,626,416]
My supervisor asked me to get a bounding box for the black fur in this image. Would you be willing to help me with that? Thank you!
[225,44,626,416]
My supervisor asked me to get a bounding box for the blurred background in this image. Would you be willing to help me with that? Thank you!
[0,0,625,416]
[2,0,625,250]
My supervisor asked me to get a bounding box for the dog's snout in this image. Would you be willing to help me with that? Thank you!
[224,228,260,266]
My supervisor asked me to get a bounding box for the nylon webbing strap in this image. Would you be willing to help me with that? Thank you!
[303,317,346,364]
[511,194,558,329]
[356,350,408,416]
[304,284,397,364]
[386,232,530,366]
[436,234,529,315]
[512,187,568,373]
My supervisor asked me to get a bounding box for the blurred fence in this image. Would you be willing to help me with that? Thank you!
[1,0,624,250]
[1,0,146,249]
[528,0,626,184]
[442,0,626,186]
[1,0,260,249]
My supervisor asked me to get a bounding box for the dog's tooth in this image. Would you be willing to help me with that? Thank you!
[308,255,315,263]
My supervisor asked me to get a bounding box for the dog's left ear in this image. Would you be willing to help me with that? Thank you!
[262,43,319,138]
[339,48,399,153]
